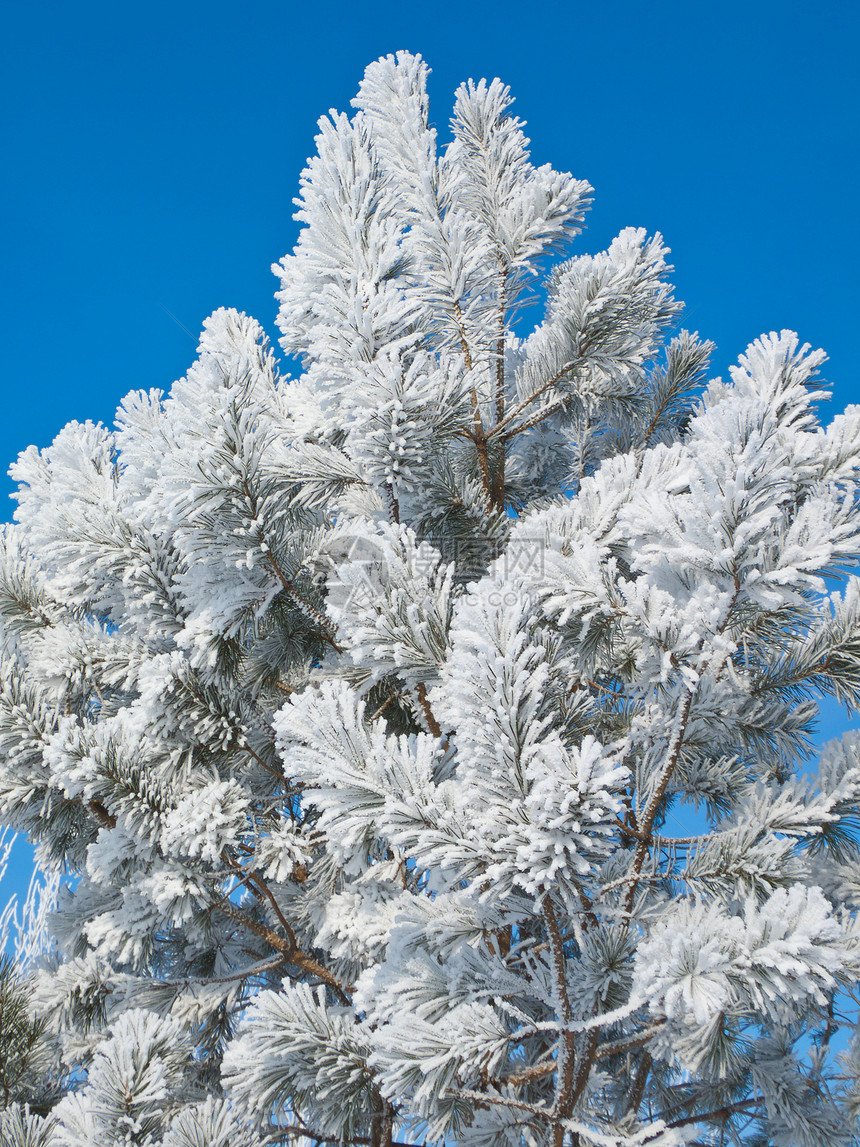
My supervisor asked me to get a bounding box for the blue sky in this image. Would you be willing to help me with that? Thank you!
[0,1,858,907]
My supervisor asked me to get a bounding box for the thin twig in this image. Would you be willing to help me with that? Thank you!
[155,952,288,989]
[665,1097,760,1130]
[486,360,581,441]
[623,688,695,918]
[453,1087,551,1118]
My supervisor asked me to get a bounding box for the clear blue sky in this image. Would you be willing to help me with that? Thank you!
[0,1,858,905]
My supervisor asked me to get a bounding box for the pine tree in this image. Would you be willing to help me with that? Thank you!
[1,50,860,1147]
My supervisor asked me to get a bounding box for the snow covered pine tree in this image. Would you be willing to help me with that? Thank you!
[1,50,860,1147]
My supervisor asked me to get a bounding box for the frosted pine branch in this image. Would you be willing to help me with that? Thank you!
[0,49,858,1147]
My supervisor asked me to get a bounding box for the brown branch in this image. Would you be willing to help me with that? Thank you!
[567,1024,600,1118]
[613,815,649,843]
[214,895,349,1004]
[385,481,400,525]
[470,419,493,503]
[371,691,401,721]
[241,739,286,781]
[369,1094,395,1147]
[214,861,349,1005]
[87,799,116,829]
[640,387,680,450]
[577,888,599,934]
[486,360,581,442]
[223,851,298,948]
[543,894,577,1146]
[625,1051,652,1117]
[415,682,442,738]
[215,894,293,957]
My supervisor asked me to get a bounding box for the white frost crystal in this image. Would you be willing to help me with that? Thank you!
[0,50,858,1147]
